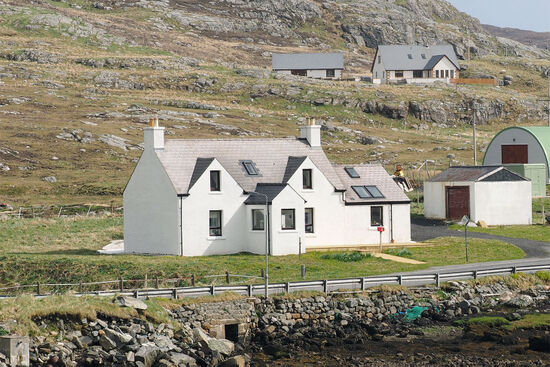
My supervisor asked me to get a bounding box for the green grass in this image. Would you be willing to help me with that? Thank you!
[455,316,510,327]
[505,313,550,330]
[448,223,550,242]
[320,251,371,262]
[385,248,412,258]
[0,216,526,290]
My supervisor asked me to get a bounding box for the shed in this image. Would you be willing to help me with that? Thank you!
[503,164,546,197]
[424,166,532,225]
[271,52,344,79]
[483,126,550,184]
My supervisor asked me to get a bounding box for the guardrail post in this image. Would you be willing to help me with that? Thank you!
[37,282,41,296]
[473,270,478,280]
[323,280,328,294]
[119,277,124,292]
[398,275,403,285]
[285,282,290,294]
[360,277,365,291]
[155,276,159,289]
[191,274,195,287]
[134,290,139,298]
[225,271,230,284]
[172,288,177,299]
[211,285,215,296]
[247,284,252,297]
[79,282,83,294]
[301,265,306,279]
[435,273,440,288]
[512,267,517,274]
[260,269,265,278]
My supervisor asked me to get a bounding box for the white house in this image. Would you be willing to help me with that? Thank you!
[272,53,344,79]
[123,118,411,256]
[371,45,460,84]
[483,126,550,184]
[424,166,532,226]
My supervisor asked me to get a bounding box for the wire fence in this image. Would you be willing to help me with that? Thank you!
[0,203,122,219]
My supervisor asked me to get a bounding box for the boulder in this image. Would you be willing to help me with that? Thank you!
[193,328,234,357]
[170,353,197,367]
[104,328,133,347]
[116,296,148,310]
[217,355,246,367]
[135,344,160,367]
[506,295,534,308]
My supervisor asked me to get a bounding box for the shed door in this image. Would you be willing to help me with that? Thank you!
[446,186,470,220]
[501,145,528,164]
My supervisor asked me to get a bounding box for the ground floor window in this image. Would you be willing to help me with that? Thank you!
[370,206,383,227]
[305,208,314,233]
[291,69,307,76]
[209,210,222,236]
[450,70,455,78]
[435,70,439,78]
[413,70,423,78]
[281,209,295,230]
[326,69,335,78]
[445,70,449,78]
[252,209,265,231]
[395,70,404,78]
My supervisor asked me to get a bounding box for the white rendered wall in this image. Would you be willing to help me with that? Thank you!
[181,159,248,256]
[391,204,411,242]
[423,181,474,219]
[432,58,458,78]
[270,186,304,255]
[123,150,180,255]
[473,182,532,225]
[246,204,269,255]
[483,128,549,183]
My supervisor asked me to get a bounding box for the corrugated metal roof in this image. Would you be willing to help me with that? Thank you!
[375,45,459,71]
[272,52,344,70]
[333,164,411,204]
[428,166,527,182]
[156,138,345,195]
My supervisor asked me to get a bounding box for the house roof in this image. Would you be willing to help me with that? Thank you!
[333,164,411,204]
[427,166,528,182]
[156,138,345,195]
[244,183,288,205]
[483,126,550,170]
[272,52,344,70]
[372,44,459,71]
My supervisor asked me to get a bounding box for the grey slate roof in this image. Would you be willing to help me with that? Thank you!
[333,164,411,204]
[427,166,528,182]
[272,52,344,70]
[282,156,307,183]
[244,184,288,205]
[156,138,345,195]
[374,45,459,71]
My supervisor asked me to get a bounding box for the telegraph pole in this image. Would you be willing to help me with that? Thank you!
[467,31,471,61]
[473,105,477,165]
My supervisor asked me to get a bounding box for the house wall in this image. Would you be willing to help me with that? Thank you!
[423,181,474,219]
[432,58,458,79]
[123,150,180,255]
[483,128,549,183]
[473,181,532,225]
[181,160,248,256]
[245,204,269,255]
[274,70,342,79]
[270,187,305,256]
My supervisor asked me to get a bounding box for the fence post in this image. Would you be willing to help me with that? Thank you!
[155,277,159,289]
[172,288,177,299]
[260,269,265,278]
[512,267,517,274]
[435,273,440,288]
[301,265,306,279]
[473,270,478,280]
[191,274,195,287]
[134,290,139,299]
[79,282,83,294]
[37,282,41,296]
[58,206,63,217]
[285,282,290,294]
[87,205,92,217]
[398,275,403,285]
[211,285,215,296]
[18,207,22,219]
[360,277,365,291]
[119,277,124,292]
[248,284,252,297]
[144,274,148,289]
[225,271,230,284]
[323,280,328,294]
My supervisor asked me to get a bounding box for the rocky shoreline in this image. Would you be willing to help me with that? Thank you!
[0,279,549,366]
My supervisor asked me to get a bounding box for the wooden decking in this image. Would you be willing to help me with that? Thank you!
[306,242,434,254]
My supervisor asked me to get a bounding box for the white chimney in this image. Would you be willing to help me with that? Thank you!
[144,117,164,151]
[300,117,321,147]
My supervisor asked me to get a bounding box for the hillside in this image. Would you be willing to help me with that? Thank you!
[0,0,549,206]
[483,24,550,51]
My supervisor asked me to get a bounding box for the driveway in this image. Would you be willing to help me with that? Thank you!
[411,216,550,259]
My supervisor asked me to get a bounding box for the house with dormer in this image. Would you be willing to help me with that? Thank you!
[371,44,460,84]
[123,118,411,256]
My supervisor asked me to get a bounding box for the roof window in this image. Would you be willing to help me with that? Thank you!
[408,54,413,59]
[344,167,360,178]
[421,53,426,59]
[242,160,259,175]
[351,185,384,199]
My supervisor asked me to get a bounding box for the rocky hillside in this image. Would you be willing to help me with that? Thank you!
[483,24,550,51]
[0,0,549,206]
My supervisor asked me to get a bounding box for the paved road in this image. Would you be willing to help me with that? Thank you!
[411,217,550,258]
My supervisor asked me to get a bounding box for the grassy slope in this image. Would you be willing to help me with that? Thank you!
[0,216,525,289]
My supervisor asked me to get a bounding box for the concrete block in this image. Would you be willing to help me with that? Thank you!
[0,336,30,367]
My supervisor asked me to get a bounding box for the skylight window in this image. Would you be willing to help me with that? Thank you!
[351,185,384,199]
[242,160,259,175]
[421,53,426,59]
[407,54,413,59]
[344,167,360,178]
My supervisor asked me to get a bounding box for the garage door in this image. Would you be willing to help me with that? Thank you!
[501,145,528,164]
[446,186,470,220]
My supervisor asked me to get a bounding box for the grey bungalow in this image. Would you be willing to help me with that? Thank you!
[272,52,344,79]
[371,45,460,84]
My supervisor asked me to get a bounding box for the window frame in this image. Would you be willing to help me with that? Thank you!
[445,70,449,78]
[251,209,265,231]
[352,185,373,199]
[436,70,440,78]
[326,69,335,78]
[305,208,314,234]
[242,160,259,176]
[302,168,313,190]
[344,167,360,178]
[209,210,222,237]
[210,170,221,192]
[365,185,384,198]
[370,206,383,227]
[395,70,404,78]
[281,209,296,230]
[450,70,455,79]
[413,70,423,78]
[352,185,385,199]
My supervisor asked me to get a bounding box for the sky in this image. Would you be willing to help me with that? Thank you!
[446,0,550,32]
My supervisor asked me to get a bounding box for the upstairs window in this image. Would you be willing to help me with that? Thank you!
[209,210,222,236]
[378,56,381,64]
[371,206,383,227]
[407,54,413,59]
[344,167,360,178]
[252,209,265,231]
[303,169,313,189]
[242,160,259,175]
[326,69,335,78]
[421,53,426,59]
[395,70,404,78]
[210,171,220,191]
[352,185,384,199]
[281,209,295,230]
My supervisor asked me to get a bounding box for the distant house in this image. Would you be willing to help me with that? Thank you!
[272,52,344,79]
[371,45,460,84]
[483,126,550,184]
[424,166,532,225]
[123,118,410,256]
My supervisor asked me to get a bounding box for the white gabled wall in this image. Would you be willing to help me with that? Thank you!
[424,181,474,219]
[123,150,179,255]
[473,181,532,225]
[270,186,304,255]
[181,159,248,256]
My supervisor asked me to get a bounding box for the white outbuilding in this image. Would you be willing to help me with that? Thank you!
[423,166,532,225]
[123,118,411,256]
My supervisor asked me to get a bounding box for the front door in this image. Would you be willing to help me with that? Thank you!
[446,186,470,220]
[501,145,528,164]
